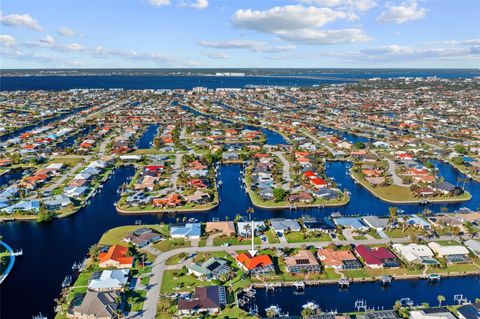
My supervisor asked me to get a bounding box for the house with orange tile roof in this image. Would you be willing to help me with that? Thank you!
[317,248,362,270]
[235,253,275,275]
[98,245,134,269]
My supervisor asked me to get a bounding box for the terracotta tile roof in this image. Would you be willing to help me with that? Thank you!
[236,253,273,270]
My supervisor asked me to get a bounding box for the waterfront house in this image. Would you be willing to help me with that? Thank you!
[427,242,470,263]
[288,191,314,204]
[317,248,362,270]
[88,269,129,291]
[391,243,438,265]
[43,195,72,211]
[177,286,226,315]
[359,311,399,319]
[64,186,90,198]
[237,221,266,237]
[1,200,41,214]
[464,239,480,256]
[354,245,399,268]
[185,190,211,205]
[170,223,202,239]
[123,228,163,248]
[363,216,389,230]
[457,303,480,319]
[433,181,462,195]
[98,245,133,269]
[205,221,236,236]
[410,308,457,319]
[235,253,275,275]
[71,291,119,319]
[284,249,322,274]
[334,217,369,231]
[270,219,302,234]
[302,216,336,233]
[187,257,231,280]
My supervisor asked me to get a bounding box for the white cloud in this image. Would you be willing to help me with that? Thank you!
[328,44,479,62]
[232,5,358,33]
[148,0,171,7]
[298,0,377,11]
[0,12,43,31]
[231,5,369,46]
[427,39,480,46]
[377,0,426,24]
[204,51,228,59]
[0,35,17,47]
[198,39,296,53]
[254,45,297,53]
[190,0,208,9]
[276,28,371,45]
[198,39,266,49]
[39,35,55,45]
[57,27,78,37]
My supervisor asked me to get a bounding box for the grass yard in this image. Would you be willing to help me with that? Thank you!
[161,269,210,293]
[125,289,147,312]
[285,231,331,243]
[384,227,426,238]
[265,229,280,244]
[152,239,191,253]
[99,224,169,245]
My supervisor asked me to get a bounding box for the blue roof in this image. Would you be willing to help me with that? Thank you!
[407,215,430,227]
[170,223,202,237]
[335,217,368,229]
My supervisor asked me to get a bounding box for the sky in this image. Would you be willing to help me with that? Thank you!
[0,0,479,69]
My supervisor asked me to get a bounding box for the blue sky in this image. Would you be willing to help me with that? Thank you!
[1,0,479,68]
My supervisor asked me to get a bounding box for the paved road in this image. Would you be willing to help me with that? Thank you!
[171,154,183,190]
[273,152,291,190]
[385,158,410,187]
[44,158,89,192]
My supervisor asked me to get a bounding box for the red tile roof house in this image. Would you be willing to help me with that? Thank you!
[177,286,226,316]
[354,245,399,269]
[235,253,275,275]
[98,245,134,269]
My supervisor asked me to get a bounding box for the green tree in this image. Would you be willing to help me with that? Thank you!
[437,295,445,307]
[273,188,287,202]
[454,144,468,155]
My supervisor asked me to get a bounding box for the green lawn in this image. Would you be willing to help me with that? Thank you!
[384,227,426,238]
[125,289,147,312]
[265,229,280,244]
[285,231,331,243]
[99,225,169,245]
[161,269,210,293]
[151,239,190,252]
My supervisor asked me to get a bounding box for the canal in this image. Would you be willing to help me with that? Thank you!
[1,137,479,317]
[137,124,160,149]
[0,105,92,142]
[254,276,480,316]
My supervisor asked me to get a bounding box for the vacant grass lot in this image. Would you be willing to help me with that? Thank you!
[285,231,331,243]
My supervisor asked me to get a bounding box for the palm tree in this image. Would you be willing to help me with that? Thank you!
[437,295,445,307]
[247,206,254,221]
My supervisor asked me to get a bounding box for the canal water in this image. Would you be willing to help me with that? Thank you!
[0,105,91,142]
[0,166,162,318]
[0,169,25,187]
[137,124,159,149]
[254,276,480,316]
[1,157,479,317]
[317,125,375,144]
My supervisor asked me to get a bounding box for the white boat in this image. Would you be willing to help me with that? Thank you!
[302,301,319,311]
